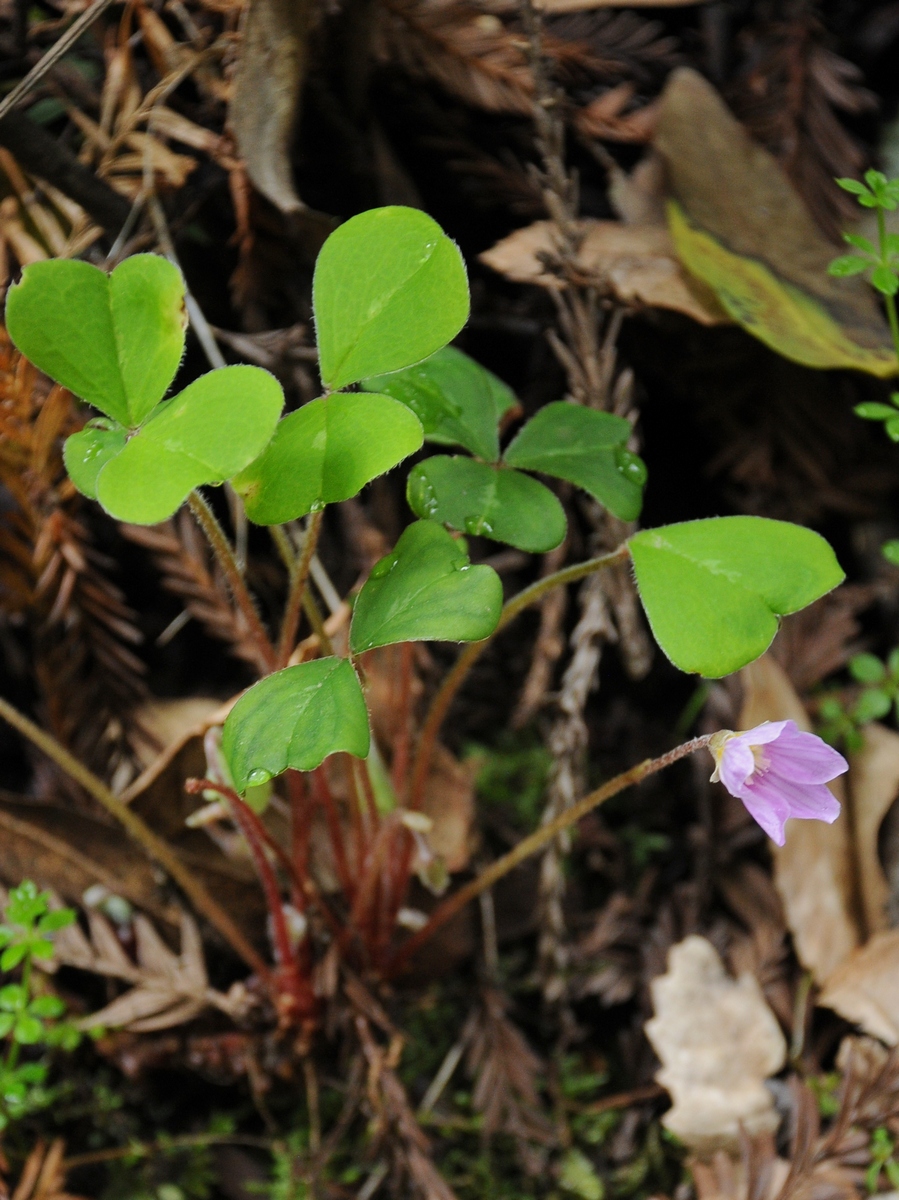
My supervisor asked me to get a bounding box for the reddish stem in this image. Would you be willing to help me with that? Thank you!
[312,767,355,902]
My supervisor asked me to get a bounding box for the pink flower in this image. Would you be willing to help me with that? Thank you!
[708,720,847,846]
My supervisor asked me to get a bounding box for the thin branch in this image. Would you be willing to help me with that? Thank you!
[408,542,631,807]
[277,509,324,668]
[0,694,270,979]
[0,0,117,122]
[187,490,276,671]
[391,734,713,974]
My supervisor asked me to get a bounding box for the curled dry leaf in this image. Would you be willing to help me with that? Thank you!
[654,68,894,374]
[53,909,251,1032]
[645,935,787,1155]
[819,931,899,1045]
[738,655,859,985]
[480,219,728,325]
[229,0,312,214]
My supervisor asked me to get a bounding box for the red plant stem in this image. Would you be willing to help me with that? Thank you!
[391,642,414,801]
[389,734,714,976]
[408,542,631,810]
[187,780,296,970]
[276,509,324,669]
[312,767,355,901]
[287,771,311,913]
[347,815,399,963]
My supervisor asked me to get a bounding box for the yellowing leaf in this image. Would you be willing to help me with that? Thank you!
[655,68,897,377]
[669,201,897,376]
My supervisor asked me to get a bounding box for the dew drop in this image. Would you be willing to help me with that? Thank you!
[614,447,648,487]
[409,473,439,517]
[369,554,397,579]
[309,498,325,512]
[246,767,272,787]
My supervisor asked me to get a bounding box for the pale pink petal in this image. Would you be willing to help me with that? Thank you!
[732,720,791,747]
[761,772,842,823]
[767,725,848,784]
[737,776,792,846]
[718,738,755,792]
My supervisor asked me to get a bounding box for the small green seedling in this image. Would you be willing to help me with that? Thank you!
[830,170,899,430]
[867,1127,899,1193]
[5,207,848,803]
[0,881,81,1131]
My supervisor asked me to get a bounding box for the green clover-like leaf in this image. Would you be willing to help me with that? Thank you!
[222,658,371,794]
[629,516,844,677]
[232,392,422,524]
[350,520,503,653]
[65,365,284,524]
[504,401,644,521]
[313,207,469,389]
[6,255,185,426]
[362,346,516,462]
[407,456,565,552]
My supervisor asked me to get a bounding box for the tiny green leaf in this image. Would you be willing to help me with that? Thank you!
[855,689,893,723]
[313,207,469,389]
[88,365,284,523]
[407,456,566,552]
[362,346,516,462]
[628,517,845,677]
[6,255,185,426]
[871,264,899,295]
[827,255,871,277]
[844,233,877,254]
[504,401,644,521]
[854,402,899,421]
[836,178,872,197]
[233,392,422,525]
[887,417,899,442]
[350,520,503,653]
[884,539,899,566]
[850,653,887,684]
[63,426,127,499]
[222,658,371,793]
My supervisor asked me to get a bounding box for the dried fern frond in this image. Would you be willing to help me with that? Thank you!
[730,11,876,241]
[374,0,668,139]
[53,907,252,1033]
[463,987,555,1172]
[0,331,146,784]
[121,511,270,673]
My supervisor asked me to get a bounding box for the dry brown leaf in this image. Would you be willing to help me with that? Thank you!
[0,800,178,926]
[738,655,860,985]
[848,722,899,936]
[645,935,787,1155]
[654,68,891,353]
[229,0,312,213]
[54,908,250,1032]
[818,932,899,1044]
[480,219,728,324]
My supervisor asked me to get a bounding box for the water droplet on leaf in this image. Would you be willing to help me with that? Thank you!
[614,447,647,487]
[246,768,272,787]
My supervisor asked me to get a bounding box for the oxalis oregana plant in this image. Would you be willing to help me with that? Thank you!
[0,205,850,1027]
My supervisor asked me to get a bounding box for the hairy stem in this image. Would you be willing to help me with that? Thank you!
[277,509,324,668]
[391,734,712,974]
[188,490,276,671]
[408,542,631,807]
[0,695,270,979]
